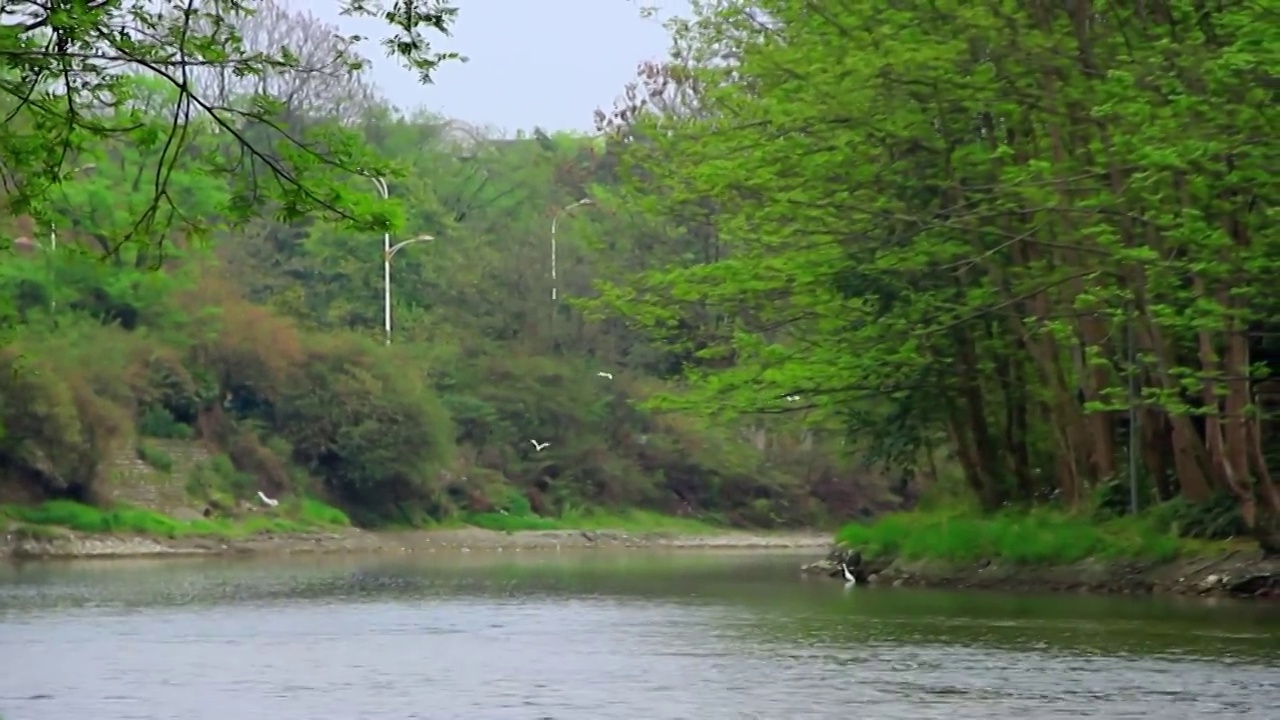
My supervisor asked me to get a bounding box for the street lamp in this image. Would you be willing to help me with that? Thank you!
[383,234,434,345]
[549,198,593,351]
[40,162,98,316]
[366,176,394,344]
[360,173,434,344]
[551,198,593,303]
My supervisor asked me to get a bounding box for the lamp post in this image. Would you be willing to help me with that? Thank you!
[367,176,392,343]
[45,162,97,315]
[383,234,434,345]
[363,174,433,345]
[549,198,593,350]
[551,198,593,303]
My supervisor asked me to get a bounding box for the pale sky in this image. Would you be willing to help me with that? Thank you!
[312,0,691,135]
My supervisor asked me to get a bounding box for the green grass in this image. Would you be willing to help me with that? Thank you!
[135,441,175,473]
[1,499,720,539]
[562,508,723,534]
[834,508,1193,565]
[292,497,352,527]
[462,507,724,534]
[1,498,351,539]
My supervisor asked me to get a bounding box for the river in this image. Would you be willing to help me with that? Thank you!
[1,550,1277,719]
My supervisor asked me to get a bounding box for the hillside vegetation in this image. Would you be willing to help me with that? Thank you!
[0,2,894,532]
[3,0,1276,556]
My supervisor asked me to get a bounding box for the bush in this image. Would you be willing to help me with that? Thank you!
[1,270,880,531]
[274,334,454,521]
[185,453,254,501]
[294,497,351,527]
[0,343,131,502]
[1146,494,1249,541]
[137,407,195,439]
[135,441,174,473]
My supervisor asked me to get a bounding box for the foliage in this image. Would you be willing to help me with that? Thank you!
[0,0,904,533]
[589,0,1280,550]
[0,0,459,244]
[136,441,175,474]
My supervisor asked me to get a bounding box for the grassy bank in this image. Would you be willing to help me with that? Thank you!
[1,498,351,539]
[834,509,1217,565]
[460,507,723,535]
[1,499,725,539]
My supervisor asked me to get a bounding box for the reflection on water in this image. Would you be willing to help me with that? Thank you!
[1,551,1277,719]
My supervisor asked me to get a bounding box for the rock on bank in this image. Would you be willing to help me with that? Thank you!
[2,526,832,560]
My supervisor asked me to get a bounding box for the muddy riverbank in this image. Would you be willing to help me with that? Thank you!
[2,525,832,561]
[801,547,1280,599]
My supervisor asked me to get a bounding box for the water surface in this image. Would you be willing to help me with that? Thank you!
[2,551,1277,719]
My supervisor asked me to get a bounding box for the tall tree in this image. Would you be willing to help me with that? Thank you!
[592,0,1280,542]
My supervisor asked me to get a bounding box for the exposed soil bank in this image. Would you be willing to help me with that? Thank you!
[801,548,1280,599]
[2,525,832,561]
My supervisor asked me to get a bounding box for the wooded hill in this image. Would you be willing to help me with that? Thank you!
[0,1,895,529]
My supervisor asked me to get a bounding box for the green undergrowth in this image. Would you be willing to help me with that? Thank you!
[462,507,723,534]
[1,497,351,539]
[1,499,724,538]
[834,509,1204,565]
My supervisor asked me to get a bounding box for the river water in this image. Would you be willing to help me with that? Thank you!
[1,551,1277,720]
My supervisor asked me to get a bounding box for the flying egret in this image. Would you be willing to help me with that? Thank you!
[256,491,279,508]
[530,440,551,452]
[597,371,613,380]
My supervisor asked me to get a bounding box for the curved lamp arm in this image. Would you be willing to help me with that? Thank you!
[365,174,389,199]
[551,198,594,238]
[386,234,434,260]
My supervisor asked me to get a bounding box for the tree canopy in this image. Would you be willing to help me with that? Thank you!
[0,0,887,529]
[0,0,458,236]
[590,0,1279,547]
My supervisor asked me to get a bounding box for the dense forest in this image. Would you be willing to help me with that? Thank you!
[0,1,892,529]
[1,1,1276,551]
[587,0,1279,549]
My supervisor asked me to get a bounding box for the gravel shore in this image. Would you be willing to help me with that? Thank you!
[2,525,833,561]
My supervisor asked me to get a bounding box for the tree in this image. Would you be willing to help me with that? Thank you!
[0,0,460,241]
[591,0,1280,543]
[190,0,380,126]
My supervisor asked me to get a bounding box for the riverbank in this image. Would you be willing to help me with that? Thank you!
[803,508,1280,599]
[803,548,1280,599]
[2,524,832,561]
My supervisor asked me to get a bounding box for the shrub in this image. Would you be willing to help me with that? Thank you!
[0,345,131,502]
[295,497,351,527]
[275,334,454,522]
[135,441,175,473]
[137,407,195,439]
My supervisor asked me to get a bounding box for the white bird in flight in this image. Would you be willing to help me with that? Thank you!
[530,440,551,452]
[597,371,613,380]
[256,491,279,508]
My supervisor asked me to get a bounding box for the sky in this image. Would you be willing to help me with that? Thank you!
[311,0,692,135]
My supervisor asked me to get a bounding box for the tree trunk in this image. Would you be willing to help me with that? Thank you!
[1138,406,1174,501]
[1195,279,1256,525]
